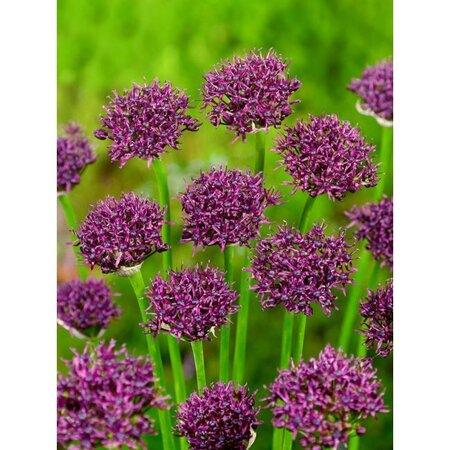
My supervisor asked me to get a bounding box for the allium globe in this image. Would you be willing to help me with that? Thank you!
[94,80,200,167]
[274,114,379,201]
[57,340,169,450]
[179,166,280,250]
[142,265,239,341]
[57,278,120,338]
[249,224,355,316]
[175,382,261,450]
[265,345,387,449]
[202,49,301,141]
[75,192,168,274]
[348,60,393,125]
[57,122,96,193]
[359,280,393,357]
[346,195,393,270]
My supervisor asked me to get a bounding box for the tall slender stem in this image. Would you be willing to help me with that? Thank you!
[255,132,266,175]
[338,246,372,353]
[293,314,307,363]
[232,248,251,385]
[376,126,393,200]
[220,245,233,381]
[191,341,207,391]
[282,430,293,450]
[127,270,175,450]
[152,157,188,450]
[58,194,88,281]
[298,195,316,233]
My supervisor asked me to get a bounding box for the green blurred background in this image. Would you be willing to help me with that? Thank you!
[57,0,393,448]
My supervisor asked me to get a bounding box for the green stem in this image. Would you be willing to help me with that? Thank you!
[191,341,207,391]
[255,132,266,175]
[298,195,316,233]
[232,248,251,385]
[127,270,175,450]
[293,314,307,363]
[58,194,88,281]
[219,245,233,382]
[152,157,189,450]
[282,430,293,450]
[338,247,373,353]
[376,126,393,200]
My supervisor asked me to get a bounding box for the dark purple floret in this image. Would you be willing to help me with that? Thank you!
[265,345,387,449]
[57,278,121,338]
[359,280,393,357]
[175,382,261,450]
[142,265,239,341]
[57,340,169,450]
[57,122,96,193]
[346,196,393,270]
[94,80,200,168]
[179,166,280,251]
[348,60,393,124]
[249,224,355,316]
[75,192,168,274]
[202,49,301,141]
[274,114,379,201]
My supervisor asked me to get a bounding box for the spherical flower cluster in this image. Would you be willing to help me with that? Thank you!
[249,224,355,316]
[346,196,393,270]
[57,122,96,193]
[179,167,280,251]
[143,265,239,341]
[57,278,121,338]
[175,382,261,450]
[359,280,393,357]
[202,49,301,141]
[348,60,393,125]
[265,345,387,449]
[94,80,200,167]
[75,192,168,274]
[57,340,169,450]
[274,114,379,201]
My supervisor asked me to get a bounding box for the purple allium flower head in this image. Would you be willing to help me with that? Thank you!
[265,345,387,449]
[274,114,379,201]
[179,166,280,251]
[249,224,355,316]
[57,122,96,193]
[75,192,168,275]
[57,340,169,450]
[175,382,261,450]
[359,280,393,358]
[202,49,301,141]
[142,265,239,341]
[94,80,201,168]
[57,278,121,339]
[346,196,393,270]
[348,60,393,125]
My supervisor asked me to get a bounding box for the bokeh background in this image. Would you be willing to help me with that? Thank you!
[57,0,393,448]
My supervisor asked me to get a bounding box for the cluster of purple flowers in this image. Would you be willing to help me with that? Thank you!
[202,49,301,141]
[57,340,169,449]
[94,80,200,167]
[348,60,393,124]
[57,122,96,193]
[249,224,355,316]
[346,196,393,270]
[143,265,239,341]
[265,345,387,449]
[75,192,167,274]
[360,280,393,357]
[57,278,120,338]
[175,382,261,450]
[179,167,280,250]
[274,114,379,200]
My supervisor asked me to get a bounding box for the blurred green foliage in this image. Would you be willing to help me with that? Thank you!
[58,0,393,448]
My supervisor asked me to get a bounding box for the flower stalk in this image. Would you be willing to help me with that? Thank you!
[191,340,207,390]
[376,126,393,200]
[219,245,233,382]
[58,194,88,281]
[127,270,175,450]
